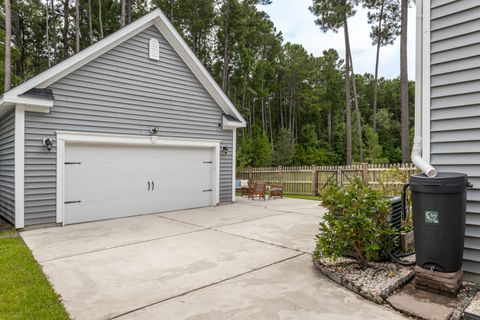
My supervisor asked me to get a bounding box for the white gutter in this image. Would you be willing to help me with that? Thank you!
[412,0,437,177]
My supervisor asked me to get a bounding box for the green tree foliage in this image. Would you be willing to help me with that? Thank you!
[273,128,295,166]
[1,0,413,168]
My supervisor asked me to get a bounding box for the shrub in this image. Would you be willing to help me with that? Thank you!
[314,179,396,267]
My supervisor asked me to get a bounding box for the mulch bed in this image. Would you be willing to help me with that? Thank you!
[313,256,415,304]
[0,217,12,232]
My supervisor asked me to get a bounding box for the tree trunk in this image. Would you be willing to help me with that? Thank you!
[400,0,410,162]
[120,0,126,27]
[221,1,230,92]
[350,54,363,162]
[63,0,69,59]
[269,99,274,154]
[12,11,24,79]
[98,0,104,39]
[75,0,80,53]
[328,107,332,145]
[46,3,51,68]
[126,0,132,24]
[261,82,266,133]
[279,87,284,129]
[51,0,57,62]
[88,0,93,45]
[344,17,352,165]
[4,0,11,91]
[372,0,385,133]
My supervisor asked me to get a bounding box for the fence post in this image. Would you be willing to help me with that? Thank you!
[311,165,318,196]
[362,163,369,184]
[336,167,341,186]
[278,165,282,183]
[248,166,253,183]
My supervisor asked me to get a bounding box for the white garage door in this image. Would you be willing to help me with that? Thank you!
[64,142,215,224]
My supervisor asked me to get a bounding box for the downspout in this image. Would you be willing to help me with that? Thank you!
[412,0,437,177]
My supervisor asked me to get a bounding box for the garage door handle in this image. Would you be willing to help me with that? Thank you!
[65,200,82,204]
[152,181,154,191]
[203,189,212,192]
[148,181,150,191]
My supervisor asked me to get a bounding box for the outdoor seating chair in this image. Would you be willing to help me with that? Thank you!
[240,180,251,197]
[248,181,267,200]
[269,184,284,199]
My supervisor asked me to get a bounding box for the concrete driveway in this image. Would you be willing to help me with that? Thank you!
[21,198,406,320]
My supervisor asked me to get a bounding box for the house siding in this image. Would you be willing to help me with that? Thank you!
[24,25,233,226]
[429,0,480,274]
[0,109,15,224]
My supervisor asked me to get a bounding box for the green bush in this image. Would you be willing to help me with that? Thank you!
[314,179,396,267]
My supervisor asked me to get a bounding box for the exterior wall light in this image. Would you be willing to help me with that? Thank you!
[150,126,160,135]
[222,146,229,154]
[42,138,53,152]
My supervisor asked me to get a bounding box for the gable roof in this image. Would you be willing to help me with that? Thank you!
[1,9,246,127]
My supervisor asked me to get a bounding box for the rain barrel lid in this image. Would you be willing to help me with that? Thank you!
[410,172,468,193]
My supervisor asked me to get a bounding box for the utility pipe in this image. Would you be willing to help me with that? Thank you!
[412,0,437,177]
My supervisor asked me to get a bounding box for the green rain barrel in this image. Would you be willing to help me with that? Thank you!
[410,172,470,272]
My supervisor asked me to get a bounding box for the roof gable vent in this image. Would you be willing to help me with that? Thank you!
[149,39,160,61]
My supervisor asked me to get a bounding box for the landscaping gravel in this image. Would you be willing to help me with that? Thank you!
[462,290,480,320]
[314,256,415,304]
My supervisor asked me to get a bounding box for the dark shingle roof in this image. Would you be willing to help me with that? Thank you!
[20,88,54,100]
[223,113,241,122]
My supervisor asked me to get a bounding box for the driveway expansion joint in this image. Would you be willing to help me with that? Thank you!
[109,252,306,320]
[39,228,208,263]
[156,213,310,255]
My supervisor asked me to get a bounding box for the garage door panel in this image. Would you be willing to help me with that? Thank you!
[65,178,149,202]
[64,143,215,224]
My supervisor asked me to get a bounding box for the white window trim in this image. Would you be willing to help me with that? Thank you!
[14,106,25,228]
[55,131,220,225]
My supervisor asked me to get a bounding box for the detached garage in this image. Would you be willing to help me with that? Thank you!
[0,9,245,228]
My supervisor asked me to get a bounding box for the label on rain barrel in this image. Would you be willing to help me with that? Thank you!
[425,210,439,224]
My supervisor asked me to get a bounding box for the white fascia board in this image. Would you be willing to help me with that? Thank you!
[222,116,245,130]
[2,8,245,126]
[1,95,54,108]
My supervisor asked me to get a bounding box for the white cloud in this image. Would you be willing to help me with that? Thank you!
[258,0,416,79]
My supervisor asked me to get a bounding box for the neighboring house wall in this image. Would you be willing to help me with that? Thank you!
[429,0,480,274]
[0,109,15,225]
[24,26,233,226]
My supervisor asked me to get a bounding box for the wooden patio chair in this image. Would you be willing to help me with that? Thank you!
[269,183,284,199]
[248,181,267,200]
[240,180,251,197]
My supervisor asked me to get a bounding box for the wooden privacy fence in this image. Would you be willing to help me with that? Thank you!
[237,163,419,196]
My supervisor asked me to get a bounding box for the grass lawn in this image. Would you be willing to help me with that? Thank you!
[0,228,69,320]
[284,194,321,201]
[236,191,320,201]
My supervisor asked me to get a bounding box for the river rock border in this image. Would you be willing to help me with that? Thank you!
[313,256,415,304]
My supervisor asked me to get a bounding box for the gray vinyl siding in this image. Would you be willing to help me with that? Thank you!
[24,25,233,226]
[0,109,15,224]
[429,0,480,275]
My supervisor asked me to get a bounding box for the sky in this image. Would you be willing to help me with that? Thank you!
[257,0,416,79]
